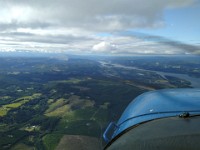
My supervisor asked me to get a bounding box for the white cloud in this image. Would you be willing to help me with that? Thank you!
[0,0,199,55]
[0,0,196,30]
[92,42,117,52]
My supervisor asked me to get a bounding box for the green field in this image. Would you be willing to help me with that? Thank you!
[43,134,63,150]
[0,93,42,117]
[0,56,196,149]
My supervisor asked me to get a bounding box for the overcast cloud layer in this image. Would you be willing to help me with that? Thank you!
[0,0,199,55]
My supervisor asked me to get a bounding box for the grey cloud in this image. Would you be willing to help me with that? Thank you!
[1,31,93,45]
[117,32,200,55]
[160,40,200,54]
[144,35,200,55]
[0,0,199,55]
[0,22,51,31]
[0,0,196,30]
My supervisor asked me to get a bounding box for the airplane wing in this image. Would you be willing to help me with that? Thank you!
[104,88,200,150]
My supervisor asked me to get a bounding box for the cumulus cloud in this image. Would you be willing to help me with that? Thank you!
[0,0,196,30]
[0,0,199,55]
[92,42,117,52]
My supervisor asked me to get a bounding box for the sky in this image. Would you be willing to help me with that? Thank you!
[0,0,200,55]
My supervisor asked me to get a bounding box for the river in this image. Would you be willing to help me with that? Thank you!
[100,61,200,88]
